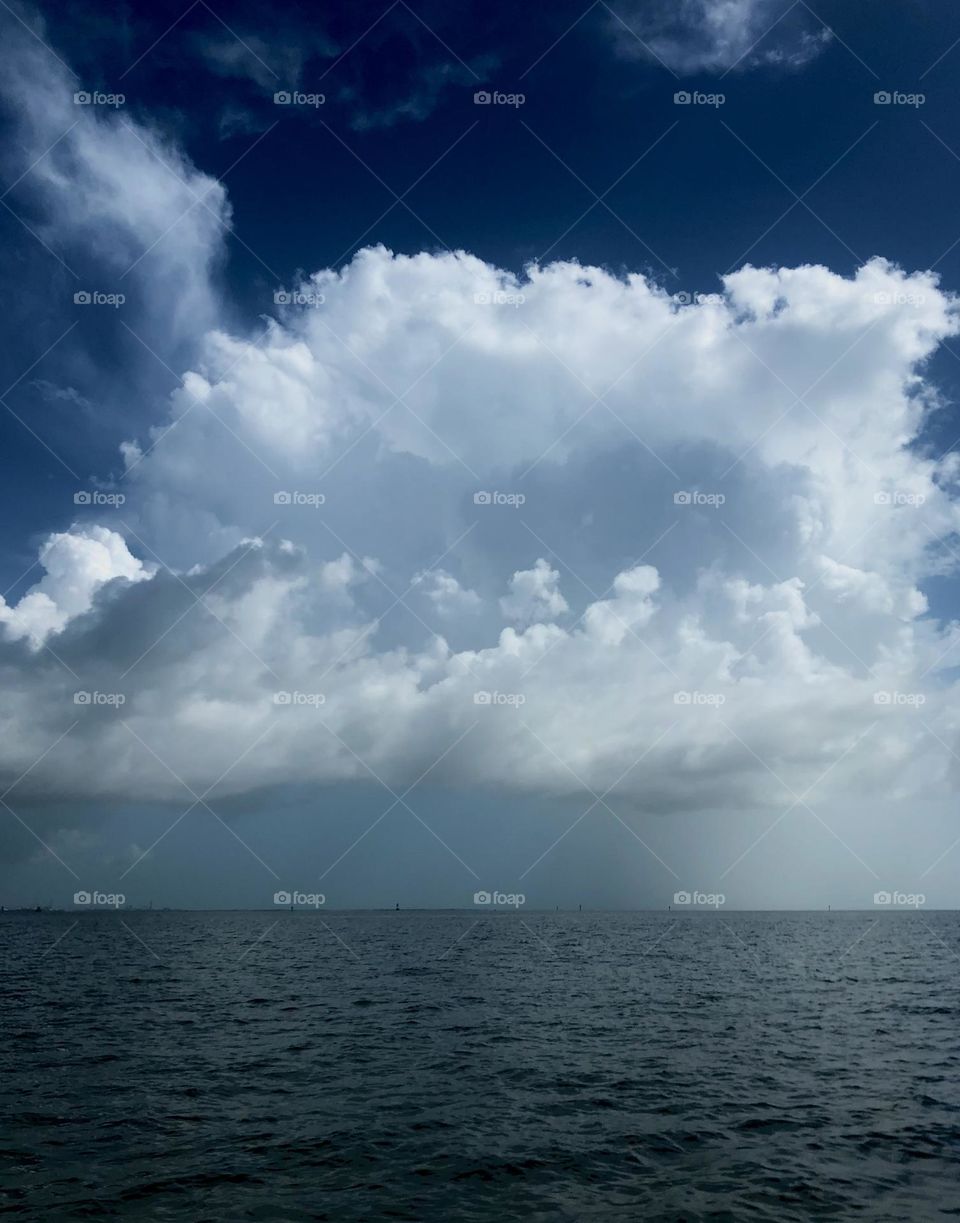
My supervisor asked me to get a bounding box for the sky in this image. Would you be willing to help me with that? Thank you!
[2,0,960,911]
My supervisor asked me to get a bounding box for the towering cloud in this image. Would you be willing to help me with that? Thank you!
[1,8,959,870]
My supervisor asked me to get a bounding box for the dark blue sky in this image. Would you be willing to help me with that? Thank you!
[3,0,960,563]
[29,3,960,280]
[28,0,959,282]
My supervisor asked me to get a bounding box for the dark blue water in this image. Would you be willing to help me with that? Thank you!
[3,910,959,1220]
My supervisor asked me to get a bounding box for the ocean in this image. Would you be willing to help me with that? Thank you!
[3,909,959,1220]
